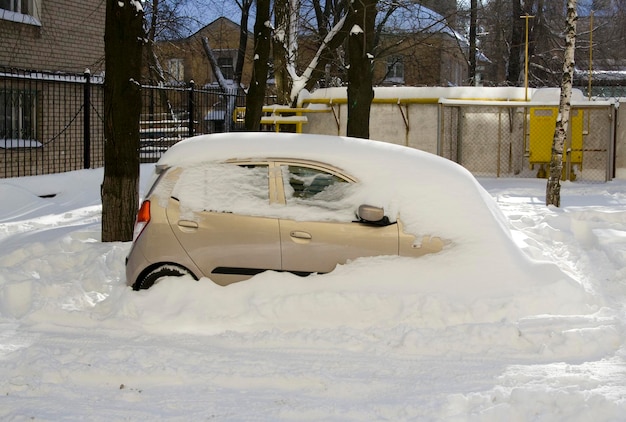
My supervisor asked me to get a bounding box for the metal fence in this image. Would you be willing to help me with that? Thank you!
[0,67,248,178]
[439,101,615,182]
[138,82,247,163]
[0,68,105,178]
[0,67,618,182]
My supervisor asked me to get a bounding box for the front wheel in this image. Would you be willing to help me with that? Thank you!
[134,265,194,290]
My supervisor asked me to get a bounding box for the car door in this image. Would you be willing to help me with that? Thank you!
[166,162,281,285]
[276,162,399,274]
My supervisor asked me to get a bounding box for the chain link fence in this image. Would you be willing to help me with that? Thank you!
[439,102,615,182]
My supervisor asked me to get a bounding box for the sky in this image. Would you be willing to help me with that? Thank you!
[1,140,626,420]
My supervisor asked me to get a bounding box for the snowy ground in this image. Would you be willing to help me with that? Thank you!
[1,166,626,421]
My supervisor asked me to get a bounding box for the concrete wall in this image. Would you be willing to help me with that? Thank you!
[305,102,440,155]
[300,87,624,180]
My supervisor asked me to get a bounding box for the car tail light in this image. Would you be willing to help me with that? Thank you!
[132,200,151,242]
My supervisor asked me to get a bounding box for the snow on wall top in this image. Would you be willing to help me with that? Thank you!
[299,86,595,105]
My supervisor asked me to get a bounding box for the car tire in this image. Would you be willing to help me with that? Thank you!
[135,265,193,290]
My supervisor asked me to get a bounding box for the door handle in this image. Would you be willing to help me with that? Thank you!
[290,231,312,240]
[178,220,199,229]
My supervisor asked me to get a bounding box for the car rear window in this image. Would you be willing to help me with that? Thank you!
[172,163,270,216]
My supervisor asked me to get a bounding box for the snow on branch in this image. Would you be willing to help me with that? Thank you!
[289,13,349,104]
[201,37,231,90]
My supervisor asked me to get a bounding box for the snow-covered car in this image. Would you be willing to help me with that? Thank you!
[126,132,508,290]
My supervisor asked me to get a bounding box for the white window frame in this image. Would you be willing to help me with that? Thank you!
[0,89,40,148]
[0,0,42,26]
[167,58,185,83]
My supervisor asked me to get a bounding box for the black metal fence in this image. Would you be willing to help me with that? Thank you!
[138,82,247,163]
[0,68,104,178]
[7,66,618,181]
[0,67,248,178]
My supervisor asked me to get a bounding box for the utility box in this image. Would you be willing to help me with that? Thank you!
[529,107,584,166]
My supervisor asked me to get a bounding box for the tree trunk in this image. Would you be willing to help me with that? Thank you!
[145,0,175,120]
[546,0,577,207]
[273,0,292,105]
[469,0,477,85]
[304,0,351,92]
[101,0,144,242]
[346,0,377,139]
[507,0,523,85]
[146,0,160,85]
[235,0,252,87]
[245,0,272,131]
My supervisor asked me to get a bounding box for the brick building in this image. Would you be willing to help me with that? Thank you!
[151,17,254,87]
[155,6,467,91]
[1,1,106,177]
[0,0,106,73]
[371,4,468,87]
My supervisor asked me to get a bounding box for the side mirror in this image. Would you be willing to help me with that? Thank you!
[357,204,390,226]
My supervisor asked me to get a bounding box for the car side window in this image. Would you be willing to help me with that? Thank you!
[279,165,359,222]
[172,163,269,215]
[283,165,349,202]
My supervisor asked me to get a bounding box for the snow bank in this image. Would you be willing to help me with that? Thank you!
[1,160,625,421]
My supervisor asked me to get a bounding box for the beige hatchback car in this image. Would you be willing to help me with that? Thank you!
[126,132,447,290]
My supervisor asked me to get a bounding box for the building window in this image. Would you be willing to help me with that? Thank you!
[1,90,38,147]
[385,56,405,84]
[167,58,185,83]
[218,56,234,80]
[0,0,41,25]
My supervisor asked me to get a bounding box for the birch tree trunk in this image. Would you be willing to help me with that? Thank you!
[546,0,577,207]
[101,0,144,242]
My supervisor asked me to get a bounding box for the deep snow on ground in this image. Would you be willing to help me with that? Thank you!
[1,165,626,421]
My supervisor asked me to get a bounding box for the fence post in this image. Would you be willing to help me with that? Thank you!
[188,80,195,137]
[83,69,91,169]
